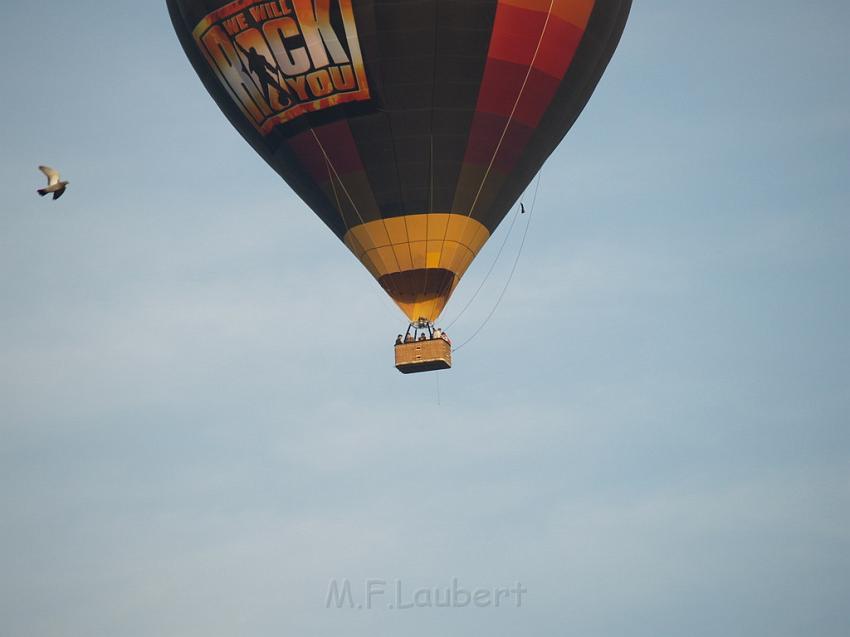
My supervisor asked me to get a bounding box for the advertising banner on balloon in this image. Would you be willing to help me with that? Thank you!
[192,0,370,135]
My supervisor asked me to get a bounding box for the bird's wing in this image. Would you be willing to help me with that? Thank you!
[39,165,60,186]
[52,188,65,200]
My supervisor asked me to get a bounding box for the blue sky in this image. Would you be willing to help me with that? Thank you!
[1,1,848,635]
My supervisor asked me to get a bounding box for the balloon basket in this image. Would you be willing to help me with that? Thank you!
[394,338,452,374]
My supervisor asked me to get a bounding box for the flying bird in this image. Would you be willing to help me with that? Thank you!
[520,203,526,214]
[37,165,69,200]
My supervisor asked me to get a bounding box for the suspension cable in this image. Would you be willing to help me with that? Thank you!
[451,172,542,353]
[443,198,524,330]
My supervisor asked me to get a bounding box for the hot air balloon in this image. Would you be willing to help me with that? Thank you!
[167,0,631,372]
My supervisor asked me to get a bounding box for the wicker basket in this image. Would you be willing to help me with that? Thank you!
[395,338,452,374]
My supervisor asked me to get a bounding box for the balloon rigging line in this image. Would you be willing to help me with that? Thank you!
[424,134,437,322]
[442,196,523,331]
[319,134,400,307]
[452,170,541,353]
[466,0,554,219]
[321,148,397,307]
[441,0,551,326]
[310,130,366,227]
[322,148,348,233]
[431,0,551,302]
[310,129,404,277]
[424,0,440,322]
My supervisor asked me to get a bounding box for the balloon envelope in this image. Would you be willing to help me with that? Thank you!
[167,0,631,321]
